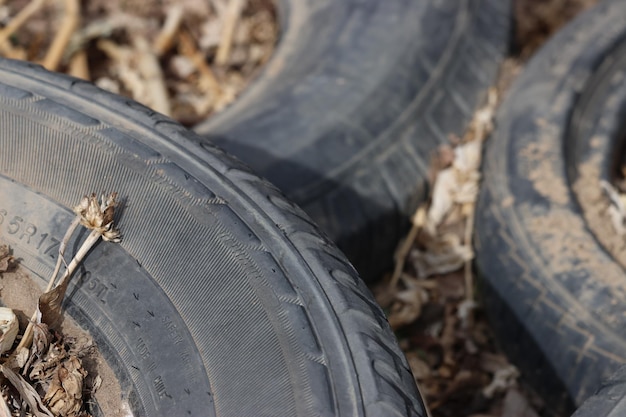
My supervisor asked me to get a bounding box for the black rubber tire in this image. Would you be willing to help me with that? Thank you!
[475,0,626,414]
[193,0,512,281]
[0,58,427,417]
[571,366,626,417]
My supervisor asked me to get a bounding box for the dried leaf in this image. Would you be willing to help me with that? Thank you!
[44,356,87,417]
[452,140,482,174]
[457,299,477,328]
[608,205,625,236]
[482,364,520,398]
[0,308,18,354]
[501,388,540,417]
[0,391,10,417]
[427,168,457,228]
[29,342,68,382]
[410,233,473,278]
[601,180,626,235]
[23,322,53,375]
[39,278,70,331]
[31,323,52,357]
[15,347,30,369]
[0,365,53,417]
[480,352,513,374]
[91,375,102,393]
[388,285,428,329]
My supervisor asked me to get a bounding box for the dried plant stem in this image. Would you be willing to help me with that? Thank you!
[463,203,475,301]
[17,229,101,352]
[153,5,184,56]
[178,30,222,96]
[48,217,80,293]
[134,36,171,116]
[67,49,90,80]
[53,229,101,291]
[215,0,245,65]
[0,0,45,46]
[96,39,126,62]
[42,0,79,71]
[390,206,426,288]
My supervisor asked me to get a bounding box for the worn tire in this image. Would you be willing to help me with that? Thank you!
[571,366,626,417]
[0,58,426,417]
[194,0,512,281]
[475,0,626,414]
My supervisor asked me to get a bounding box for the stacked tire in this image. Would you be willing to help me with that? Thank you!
[0,0,514,416]
[195,0,512,282]
[476,0,626,414]
[0,59,426,416]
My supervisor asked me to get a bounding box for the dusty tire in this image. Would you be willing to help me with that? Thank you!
[194,0,512,281]
[0,58,426,417]
[475,0,626,414]
[571,366,626,417]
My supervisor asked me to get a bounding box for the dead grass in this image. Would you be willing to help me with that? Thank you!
[0,0,277,126]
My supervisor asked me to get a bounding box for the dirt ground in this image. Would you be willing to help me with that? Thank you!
[0,266,127,417]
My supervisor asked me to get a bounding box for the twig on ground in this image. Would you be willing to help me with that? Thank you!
[65,16,138,59]
[67,50,90,80]
[462,203,475,301]
[390,206,426,288]
[0,0,45,47]
[96,38,126,62]
[134,36,171,116]
[97,39,146,103]
[215,0,245,65]
[178,29,222,98]
[153,5,184,56]
[42,0,80,71]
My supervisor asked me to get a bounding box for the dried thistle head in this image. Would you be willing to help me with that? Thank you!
[73,193,121,242]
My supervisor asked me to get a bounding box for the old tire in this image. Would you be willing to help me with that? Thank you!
[475,0,626,414]
[194,0,512,281]
[0,58,426,417]
[571,366,626,417]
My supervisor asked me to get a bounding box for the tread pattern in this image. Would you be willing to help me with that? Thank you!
[195,0,512,281]
[0,58,426,416]
[475,0,626,413]
[572,366,626,417]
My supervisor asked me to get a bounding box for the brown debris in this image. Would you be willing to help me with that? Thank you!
[0,193,121,417]
[515,0,600,59]
[44,356,87,417]
[374,84,532,417]
[215,0,246,65]
[41,0,80,71]
[0,245,13,273]
[0,0,278,125]
[0,364,53,417]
